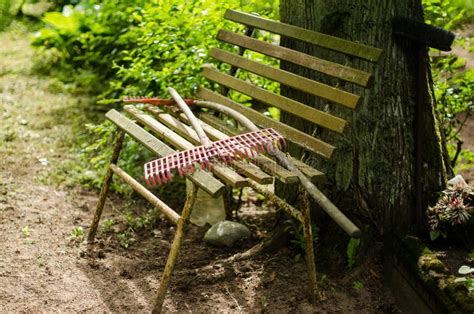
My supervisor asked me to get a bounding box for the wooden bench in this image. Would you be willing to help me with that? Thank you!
[87,10,382,312]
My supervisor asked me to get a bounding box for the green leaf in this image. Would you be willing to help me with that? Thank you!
[429,230,440,241]
[43,12,80,33]
[347,238,360,269]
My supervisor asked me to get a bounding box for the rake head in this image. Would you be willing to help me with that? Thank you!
[144,128,285,186]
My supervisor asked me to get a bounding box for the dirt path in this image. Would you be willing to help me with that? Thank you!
[0,29,397,312]
[0,28,110,311]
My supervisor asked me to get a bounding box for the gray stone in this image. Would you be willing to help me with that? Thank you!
[203,220,251,247]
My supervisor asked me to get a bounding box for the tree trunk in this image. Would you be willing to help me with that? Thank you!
[278,0,448,234]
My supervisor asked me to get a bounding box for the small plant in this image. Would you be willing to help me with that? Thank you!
[454,265,474,292]
[117,231,135,249]
[285,218,319,261]
[353,280,364,291]
[427,184,473,241]
[100,219,115,234]
[69,226,84,240]
[21,225,30,238]
[21,225,33,244]
[347,238,360,269]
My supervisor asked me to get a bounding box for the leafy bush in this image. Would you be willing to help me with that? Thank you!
[423,0,474,29]
[423,0,474,171]
[31,0,278,190]
[32,0,278,99]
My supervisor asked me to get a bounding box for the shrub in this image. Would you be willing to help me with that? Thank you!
[31,0,279,190]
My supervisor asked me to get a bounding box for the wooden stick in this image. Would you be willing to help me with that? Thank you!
[301,192,318,303]
[152,183,198,313]
[167,87,212,146]
[247,180,303,223]
[87,130,125,243]
[109,164,180,224]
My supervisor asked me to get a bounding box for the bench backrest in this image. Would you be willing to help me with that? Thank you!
[196,10,382,160]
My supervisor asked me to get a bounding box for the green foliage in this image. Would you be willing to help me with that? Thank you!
[0,0,15,30]
[72,120,154,192]
[423,0,474,172]
[21,225,30,237]
[112,207,165,249]
[31,0,279,190]
[32,0,279,99]
[100,218,115,234]
[352,280,364,291]
[347,238,360,269]
[117,231,135,248]
[69,226,84,239]
[285,218,319,261]
[423,0,474,30]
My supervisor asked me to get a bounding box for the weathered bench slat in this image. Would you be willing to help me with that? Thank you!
[202,65,347,133]
[142,106,274,185]
[124,106,248,188]
[289,158,326,184]
[224,9,383,62]
[199,112,325,184]
[196,87,335,159]
[210,48,361,109]
[217,30,373,87]
[105,109,225,196]
[110,164,180,224]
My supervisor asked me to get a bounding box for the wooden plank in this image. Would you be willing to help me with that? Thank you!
[196,87,335,159]
[199,113,324,184]
[224,9,382,62]
[289,157,326,184]
[210,48,361,109]
[105,109,225,197]
[202,65,347,134]
[110,164,180,224]
[217,30,373,87]
[124,106,248,188]
[142,106,274,185]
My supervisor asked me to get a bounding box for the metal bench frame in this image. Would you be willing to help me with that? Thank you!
[86,10,382,312]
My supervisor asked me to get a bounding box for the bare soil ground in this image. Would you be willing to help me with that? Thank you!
[1,27,398,313]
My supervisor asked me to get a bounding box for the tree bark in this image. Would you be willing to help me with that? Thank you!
[278,0,447,234]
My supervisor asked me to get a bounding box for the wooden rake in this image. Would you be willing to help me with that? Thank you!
[124,88,285,186]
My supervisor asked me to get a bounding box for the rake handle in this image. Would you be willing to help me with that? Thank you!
[123,98,195,106]
[167,87,212,147]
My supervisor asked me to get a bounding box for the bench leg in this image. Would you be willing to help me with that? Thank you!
[152,183,198,313]
[302,203,318,304]
[87,130,125,243]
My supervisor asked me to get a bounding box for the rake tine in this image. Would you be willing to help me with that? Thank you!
[143,127,285,185]
[145,175,151,187]
[156,172,163,185]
